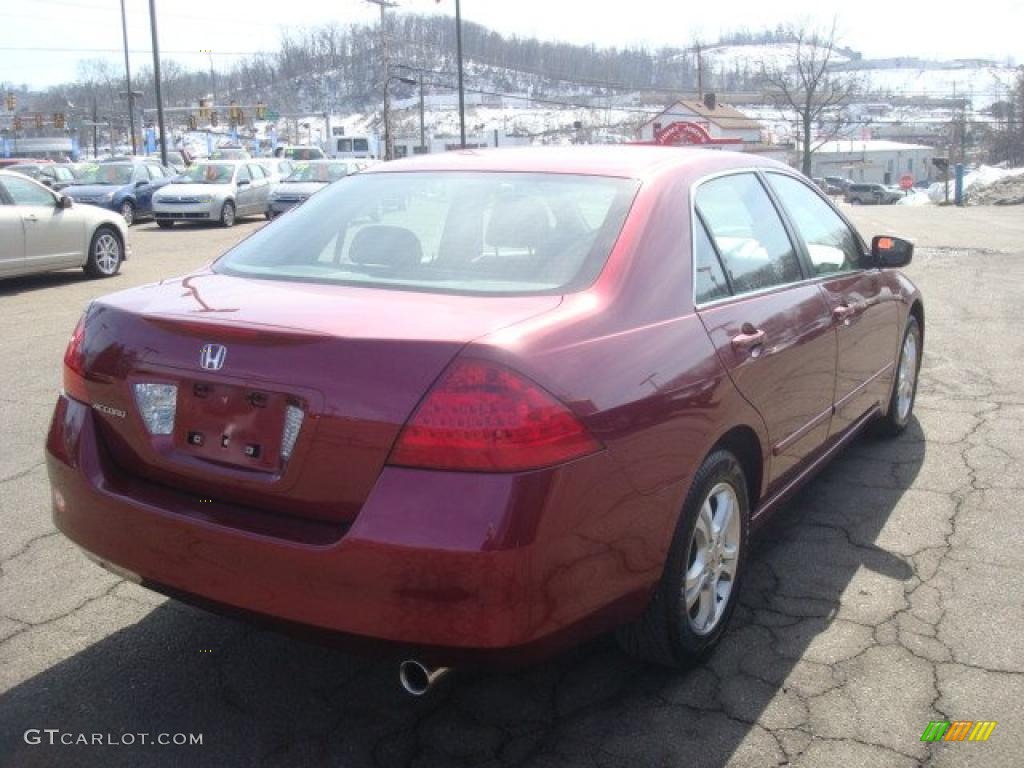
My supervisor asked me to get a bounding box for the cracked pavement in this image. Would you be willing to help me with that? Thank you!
[1,207,1023,767]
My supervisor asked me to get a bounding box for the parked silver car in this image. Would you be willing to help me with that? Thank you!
[152,160,272,228]
[845,183,902,205]
[0,170,128,280]
[267,159,359,217]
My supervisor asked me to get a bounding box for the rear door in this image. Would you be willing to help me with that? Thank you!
[694,171,837,485]
[764,172,899,436]
[246,163,270,212]
[234,164,255,214]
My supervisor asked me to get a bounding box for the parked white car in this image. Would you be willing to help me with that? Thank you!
[0,170,128,280]
[152,160,272,228]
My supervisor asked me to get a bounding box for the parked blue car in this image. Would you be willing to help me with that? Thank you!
[63,160,176,226]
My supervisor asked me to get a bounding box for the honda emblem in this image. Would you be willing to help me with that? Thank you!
[199,343,227,371]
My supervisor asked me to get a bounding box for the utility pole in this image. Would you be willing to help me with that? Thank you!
[92,96,98,158]
[207,51,216,108]
[119,0,138,155]
[455,0,466,148]
[148,0,168,166]
[695,41,704,101]
[367,0,396,160]
[418,73,426,152]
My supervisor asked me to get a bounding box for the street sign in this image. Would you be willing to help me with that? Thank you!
[899,175,914,191]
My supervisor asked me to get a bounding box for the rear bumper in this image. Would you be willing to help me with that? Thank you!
[46,395,673,662]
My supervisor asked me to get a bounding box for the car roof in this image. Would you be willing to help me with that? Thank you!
[0,168,52,183]
[365,145,786,181]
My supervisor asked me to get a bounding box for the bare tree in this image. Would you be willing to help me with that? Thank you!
[760,21,860,176]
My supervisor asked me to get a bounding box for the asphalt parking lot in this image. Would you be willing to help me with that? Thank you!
[2,205,1023,767]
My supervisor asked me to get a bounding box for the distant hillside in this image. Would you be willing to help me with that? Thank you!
[22,17,1020,125]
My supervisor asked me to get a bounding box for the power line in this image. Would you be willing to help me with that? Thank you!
[0,46,272,56]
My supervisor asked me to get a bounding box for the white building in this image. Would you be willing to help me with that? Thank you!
[639,97,765,146]
[809,140,936,185]
[391,132,530,158]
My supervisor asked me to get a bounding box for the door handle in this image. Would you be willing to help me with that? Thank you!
[731,326,766,353]
[832,305,856,323]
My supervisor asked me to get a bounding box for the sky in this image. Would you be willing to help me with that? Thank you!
[1,0,1021,91]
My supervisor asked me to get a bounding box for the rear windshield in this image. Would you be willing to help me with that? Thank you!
[214,172,639,296]
[284,147,325,160]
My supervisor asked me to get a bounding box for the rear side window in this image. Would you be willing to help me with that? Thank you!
[694,216,730,304]
[696,173,802,295]
[766,174,864,275]
[236,165,250,183]
[215,172,639,296]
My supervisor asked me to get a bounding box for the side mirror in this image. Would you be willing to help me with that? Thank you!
[237,179,250,187]
[58,195,73,209]
[135,180,149,188]
[872,236,913,268]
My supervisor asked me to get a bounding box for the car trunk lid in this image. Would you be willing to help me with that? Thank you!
[79,271,561,525]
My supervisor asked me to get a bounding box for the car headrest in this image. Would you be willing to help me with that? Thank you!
[485,197,551,250]
[349,225,422,269]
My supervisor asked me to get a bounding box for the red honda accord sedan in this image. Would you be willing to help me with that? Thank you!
[47,147,922,691]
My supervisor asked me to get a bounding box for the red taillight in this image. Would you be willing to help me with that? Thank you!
[62,315,89,403]
[388,358,602,472]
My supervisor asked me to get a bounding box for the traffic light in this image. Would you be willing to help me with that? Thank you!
[187,113,197,130]
[34,113,44,129]
[198,98,210,121]
[255,101,266,120]
[53,112,65,130]
[210,110,218,127]
[4,91,14,111]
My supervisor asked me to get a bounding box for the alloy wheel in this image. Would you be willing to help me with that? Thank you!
[684,482,741,636]
[93,233,121,275]
[896,328,919,422]
[121,202,134,226]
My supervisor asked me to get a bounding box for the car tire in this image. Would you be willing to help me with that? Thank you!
[616,449,749,667]
[876,314,922,436]
[120,200,136,226]
[83,226,123,279]
[156,220,174,229]
[220,200,236,228]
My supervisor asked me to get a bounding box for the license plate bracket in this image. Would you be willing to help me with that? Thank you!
[174,380,289,471]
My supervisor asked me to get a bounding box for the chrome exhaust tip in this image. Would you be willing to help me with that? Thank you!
[399,659,450,696]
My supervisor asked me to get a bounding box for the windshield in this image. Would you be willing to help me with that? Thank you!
[74,163,134,185]
[215,172,639,296]
[285,162,349,183]
[179,164,236,184]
